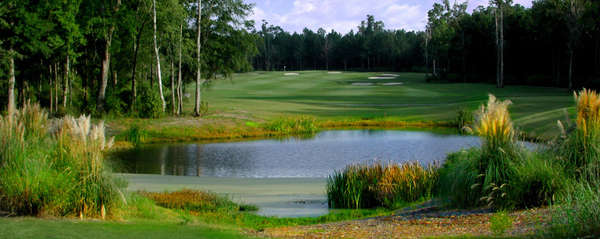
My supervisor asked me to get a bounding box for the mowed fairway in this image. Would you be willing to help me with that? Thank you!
[195,71,573,137]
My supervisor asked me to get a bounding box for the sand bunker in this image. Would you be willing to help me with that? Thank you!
[368,76,396,80]
[284,73,299,76]
[352,83,374,86]
[381,74,400,77]
[327,71,342,74]
[382,82,404,86]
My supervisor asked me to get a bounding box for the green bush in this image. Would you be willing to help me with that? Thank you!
[136,84,163,118]
[507,152,566,208]
[437,148,482,208]
[456,108,473,133]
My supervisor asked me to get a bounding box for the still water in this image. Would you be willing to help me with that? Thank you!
[113,130,483,178]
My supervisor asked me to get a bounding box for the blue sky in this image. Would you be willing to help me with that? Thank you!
[248,0,533,33]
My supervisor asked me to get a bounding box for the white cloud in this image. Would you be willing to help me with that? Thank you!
[250,0,533,33]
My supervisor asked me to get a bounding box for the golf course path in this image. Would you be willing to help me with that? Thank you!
[255,207,548,238]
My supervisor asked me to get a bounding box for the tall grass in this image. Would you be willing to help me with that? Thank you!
[263,116,318,135]
[544,182,600,238]
[557,88,600,181]
[327,162,437,209]
[0,103,122,218]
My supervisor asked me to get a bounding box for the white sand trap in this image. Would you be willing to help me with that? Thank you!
[381,74,400,77]
[327,71,342,74]
[352,83,374,86]
[284,73,299,76]
[382,82,404,86]
[368,76,396,80]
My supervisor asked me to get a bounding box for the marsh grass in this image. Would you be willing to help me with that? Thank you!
[327,162,437,209]
[123,125,148,147]
[0,103,122,218]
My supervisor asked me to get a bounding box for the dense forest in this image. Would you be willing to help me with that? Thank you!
[252,0,600,88]
[1,0,600,116]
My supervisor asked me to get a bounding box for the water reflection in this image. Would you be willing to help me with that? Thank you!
[113,130,485,178]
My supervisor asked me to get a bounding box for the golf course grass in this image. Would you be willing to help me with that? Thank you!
[110,71,573,145]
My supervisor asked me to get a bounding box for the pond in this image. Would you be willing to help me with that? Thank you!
[113,130,482,178]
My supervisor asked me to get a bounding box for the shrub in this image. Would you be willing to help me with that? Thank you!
[0,104,123,218]
[136,84,163,118]
[327,162,437,209]
[507,152,566,208]
[437,148,482,208]
[456,108,473,133]
[140,189,255,212]
[264,116,318,134]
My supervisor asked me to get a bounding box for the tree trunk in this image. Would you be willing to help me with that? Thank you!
[7,52,16,118]
[495,8,500,88]
[152,0,166,112]
[171,59,176,115]
[131,21,146,111]
[98,31,113,112]
[569,50,574,90]
[177,23,183,115]
[500,5,504,88]
[63,54,70,108]
[49,65,53,113]
[194,0,202,117]
[54,63,59,112]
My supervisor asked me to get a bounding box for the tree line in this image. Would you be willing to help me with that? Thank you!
[0,0,256,117]
[252,0,600,89]
[1,0,600,117]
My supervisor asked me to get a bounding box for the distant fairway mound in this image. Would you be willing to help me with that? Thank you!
[328,71,342,74]
[284,72,300,76]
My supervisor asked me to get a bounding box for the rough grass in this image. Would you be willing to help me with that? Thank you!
[140,189,257,212]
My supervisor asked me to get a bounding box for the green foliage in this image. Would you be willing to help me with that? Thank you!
[507,152,566,208]
[489,211,514,236]
[545,182,600,238]
[456,108,473,133]
[136,85,163,119]
[0,103,122,217]
[263,116,318,135]
[124,125,148,147]
[437,148,482,208]
[327,162,437,209]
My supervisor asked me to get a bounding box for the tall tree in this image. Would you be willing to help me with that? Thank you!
[563,0,589,90]
[93,0,122,113]
[152,0,166,111]
[194,0,202,116]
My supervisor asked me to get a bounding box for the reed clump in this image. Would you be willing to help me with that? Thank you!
[327,162,437,209]
[0,103,122,218]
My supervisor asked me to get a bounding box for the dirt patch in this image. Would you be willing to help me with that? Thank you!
[328,71,342,74]
[284,73,300,76]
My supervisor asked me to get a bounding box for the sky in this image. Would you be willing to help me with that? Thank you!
[248,0,533,34]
